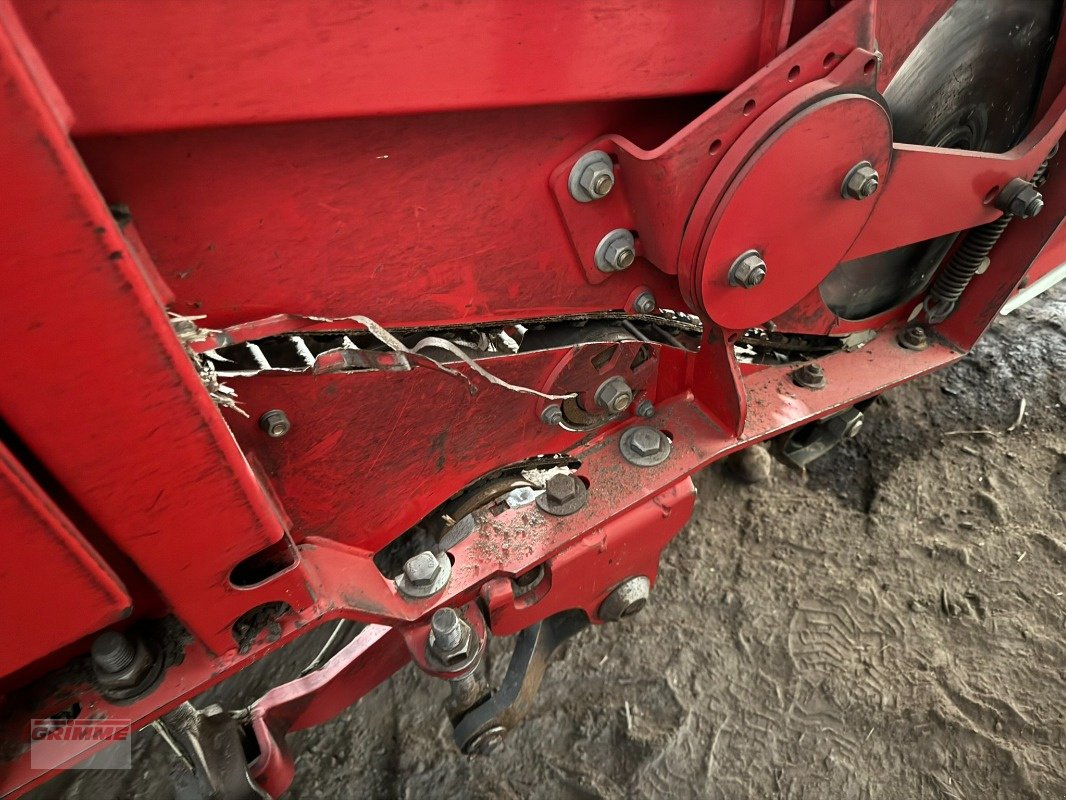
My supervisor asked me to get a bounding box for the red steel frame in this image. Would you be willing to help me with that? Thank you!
[1,0,1065,796]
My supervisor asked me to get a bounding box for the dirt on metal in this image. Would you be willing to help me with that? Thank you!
[43,288,1065,799]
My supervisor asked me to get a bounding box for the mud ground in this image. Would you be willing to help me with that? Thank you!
[43,287,1065,799]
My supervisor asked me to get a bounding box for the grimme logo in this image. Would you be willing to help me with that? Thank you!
[30,719,132,770]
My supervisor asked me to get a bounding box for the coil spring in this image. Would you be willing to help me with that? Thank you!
[924,154,1053,323]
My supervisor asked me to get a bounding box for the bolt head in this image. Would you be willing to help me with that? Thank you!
[633,291,656,314]
[629,427,663,456]
[729,251,767,288]
[843,162,879,200]
[403,552,442,587]
[545,474,577,504]
[635,399,655,418]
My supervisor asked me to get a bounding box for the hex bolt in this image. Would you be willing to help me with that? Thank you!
[619,426,672,467]
[633,291,656,314]
[842,161,879,200]
[791,362,826,390]
[395,550,451,600]
[91,631,136,674]
[545,473,578,504]
[997,178,1044,219]
[595,376,634,414]
[568,151,616,203]
[635,399,655,418]
[541,404,563,426]
[728,250,767,289]
[897,325,929,351]
[629,428,663,456]
[259,409,291,438]
[535,473,588,516]
[599,576,651,622]
[404,552,442,587]
[594,229,637,273]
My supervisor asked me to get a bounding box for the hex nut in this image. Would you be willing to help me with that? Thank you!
[395,551,451,599]
[791,363,826,390]
[595,376,634,414]
[599,576,651,622]
[619,426,672,467]
[427,608,477,670]
[633,291,656,314]
[594,229,637,273]
[568,151,616,202]
[997,178,1044,219]
[635,399,655,418]
[541,404,563,426]
[728,250,767,288]
[897,325,929,351]
[842,161,879,200]
[90,631,163,701]
[259,409,291,438]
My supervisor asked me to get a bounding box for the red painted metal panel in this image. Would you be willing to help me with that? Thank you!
[0,443,130,679]
[0,8,311,652]
[13,0,772,135]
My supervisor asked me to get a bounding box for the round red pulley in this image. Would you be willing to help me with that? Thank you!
[682,93,892,330]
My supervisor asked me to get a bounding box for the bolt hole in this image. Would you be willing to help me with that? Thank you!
[742,99,756,116]
[659,429,674,443]
[576,475,591,489]
[983,186,1001,204]
[230,536,299,588]
[787,65,800,82]
[863,58,876,76]
[823,52,838,69]
[708,138,722,155]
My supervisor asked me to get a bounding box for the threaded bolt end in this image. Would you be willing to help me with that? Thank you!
[91,631,136,674]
